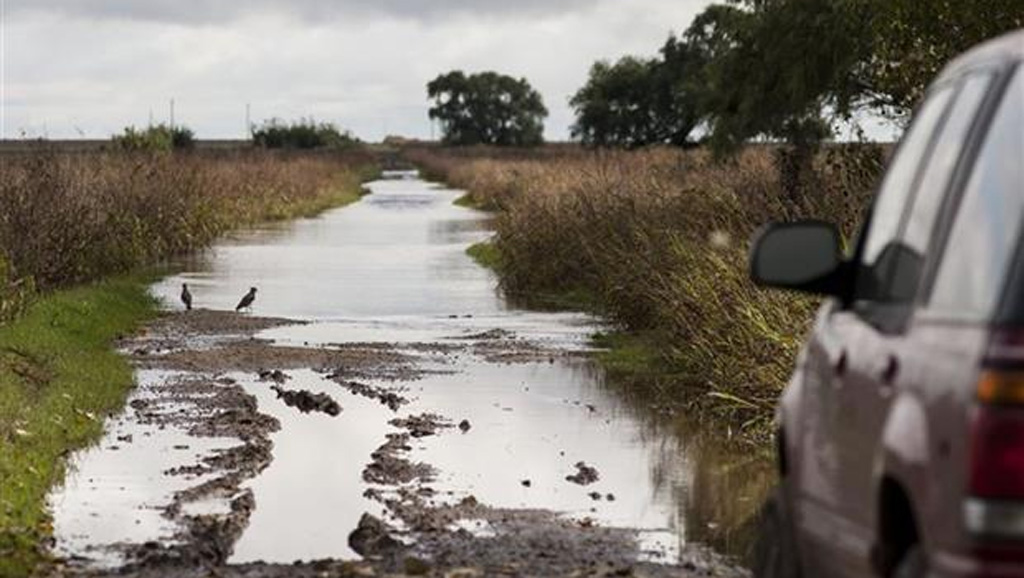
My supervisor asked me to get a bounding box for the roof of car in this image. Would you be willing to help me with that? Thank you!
[937,28,1024,83]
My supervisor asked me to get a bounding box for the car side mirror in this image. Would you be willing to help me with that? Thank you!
[750,221,845,296]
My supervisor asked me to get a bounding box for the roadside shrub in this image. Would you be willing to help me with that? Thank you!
[252,119,359,150]
[112,124,195,152]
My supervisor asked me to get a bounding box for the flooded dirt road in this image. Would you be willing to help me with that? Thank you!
[47,172,773,577]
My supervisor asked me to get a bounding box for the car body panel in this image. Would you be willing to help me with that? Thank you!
[766,28,1024,578]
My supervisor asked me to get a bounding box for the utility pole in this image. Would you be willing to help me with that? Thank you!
[245,103,251,139]
[169,98,175,129]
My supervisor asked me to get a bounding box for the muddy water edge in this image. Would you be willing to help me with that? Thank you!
[47,171,774,577]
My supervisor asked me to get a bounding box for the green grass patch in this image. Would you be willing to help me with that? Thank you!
[453,193,485,209]
[0,276,160,576]
[466,241,503,271]
[590,331,668,375]
[508,287,602,312]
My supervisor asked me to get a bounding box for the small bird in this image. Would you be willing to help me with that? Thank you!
[235,287,257,312]
[180,283,192,311]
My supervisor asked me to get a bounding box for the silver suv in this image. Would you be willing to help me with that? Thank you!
[750,30,1024,578]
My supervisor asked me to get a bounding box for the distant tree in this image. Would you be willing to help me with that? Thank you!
[113,124,194,152]
[864,0,1024,117]
[427,71,547,146]
[251,118,359,149]
[570,55,698,148]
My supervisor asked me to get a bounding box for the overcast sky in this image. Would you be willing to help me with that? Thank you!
[0,0,715,141]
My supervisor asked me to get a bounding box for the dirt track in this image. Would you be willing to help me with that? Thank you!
[53,309,747,578]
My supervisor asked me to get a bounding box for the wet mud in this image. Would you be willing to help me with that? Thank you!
[53,307,747,577]
[270,385,342,416]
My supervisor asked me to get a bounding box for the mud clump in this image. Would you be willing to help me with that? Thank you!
[270,385,342,417]
[329,376,408,412]
[348,513,402,558]
[363,433,436,486]
[258,369,290,383]
[566,462,600,486]
[389,413,451,438]
[458,328,516,341]
[458,419,471,433]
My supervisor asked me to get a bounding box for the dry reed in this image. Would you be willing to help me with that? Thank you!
[408,145,884,436]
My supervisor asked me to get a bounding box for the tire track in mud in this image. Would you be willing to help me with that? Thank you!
[55,309,746,578]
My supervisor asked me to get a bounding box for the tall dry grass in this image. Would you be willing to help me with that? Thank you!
[410,145,883,435]
[0,149,375,313]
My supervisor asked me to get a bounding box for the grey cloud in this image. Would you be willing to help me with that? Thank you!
[4,0,711,140]
[8,0,598,24]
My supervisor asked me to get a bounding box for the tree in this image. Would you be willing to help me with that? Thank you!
[694,0,1024,149]
[427,71,548,146]
[864,0,1024,117]
[570,55,699,148]
[694,0,871,154]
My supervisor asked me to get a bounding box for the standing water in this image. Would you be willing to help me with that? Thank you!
[49,171,773,568]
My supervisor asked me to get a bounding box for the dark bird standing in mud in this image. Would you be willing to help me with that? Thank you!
[236,287,257,312]
[181,283,192,311]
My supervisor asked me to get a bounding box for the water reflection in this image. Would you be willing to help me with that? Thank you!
[598,370,776,561]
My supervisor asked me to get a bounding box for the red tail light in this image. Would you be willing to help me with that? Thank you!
[971,330,1024,500]
[969,402,1024,499]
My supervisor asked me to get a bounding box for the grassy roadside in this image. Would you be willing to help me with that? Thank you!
[0,158,377,576]
[0,277,159,576]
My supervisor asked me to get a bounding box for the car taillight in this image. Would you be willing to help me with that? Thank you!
[969,397,1024,499]
[971,329,1024,501]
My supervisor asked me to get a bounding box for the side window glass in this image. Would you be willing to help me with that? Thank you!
[888,74,993,302]
[855,87,955,303]
[930,69,1024,319]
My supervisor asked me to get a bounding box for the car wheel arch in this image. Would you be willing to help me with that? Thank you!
[874,395,931,577]
[875,476,922,577]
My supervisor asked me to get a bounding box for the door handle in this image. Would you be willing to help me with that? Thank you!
[833,350,848,376]
[880,355,899,386]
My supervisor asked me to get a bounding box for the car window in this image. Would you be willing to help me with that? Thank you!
[854,86,955,303]
[888,74,993,302]
[929,69,1024,320]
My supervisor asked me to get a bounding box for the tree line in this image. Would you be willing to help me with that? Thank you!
[428,0,1023,151]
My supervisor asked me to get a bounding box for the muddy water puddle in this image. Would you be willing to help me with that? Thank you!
[49,370,240,568]
[50,171,772,574]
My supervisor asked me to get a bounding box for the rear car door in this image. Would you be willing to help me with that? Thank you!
[834,70,998,569]
[796,76,989,574]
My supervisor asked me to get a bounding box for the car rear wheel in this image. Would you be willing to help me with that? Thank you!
[753,487,801,578]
